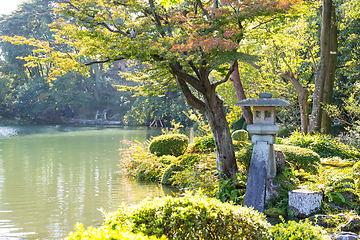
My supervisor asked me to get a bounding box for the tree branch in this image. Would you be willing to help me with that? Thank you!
[175,74,206,113]
[170,63,206,94]
[84,57,125,66]
[212,61,236,90]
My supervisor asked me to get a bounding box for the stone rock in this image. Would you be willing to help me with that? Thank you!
[329,232,360,240]
[288,188,322,218]
[266,177,280,200]
[274,150,286,173]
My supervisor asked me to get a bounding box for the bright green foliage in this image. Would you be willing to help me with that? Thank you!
[270,218,329,240]
[216,174,247,205]
[266,167,298,216]
[353,161,360,192]
[236,144,254,170]
[277,126,298,138]
[66,223,166,240]
[280,131,360,160]
[236,144,320,174]
[119,140,175,181]
[105,194,272,240]
[149,134,188,157]
[189,134,215,153]
[231,129,249,141]
[275,145,320,174]
[305,166,359,213]
[161,154,200,185]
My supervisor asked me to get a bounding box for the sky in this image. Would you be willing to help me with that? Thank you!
[0,0,28,15]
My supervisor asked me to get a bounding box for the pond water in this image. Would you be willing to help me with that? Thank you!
[0,125,171,239]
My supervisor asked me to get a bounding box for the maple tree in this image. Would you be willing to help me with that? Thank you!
[1,0,299,177]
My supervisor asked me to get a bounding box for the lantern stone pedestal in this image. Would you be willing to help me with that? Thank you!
[237,93,289,213]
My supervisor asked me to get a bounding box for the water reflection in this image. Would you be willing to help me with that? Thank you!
[0,126,169,239]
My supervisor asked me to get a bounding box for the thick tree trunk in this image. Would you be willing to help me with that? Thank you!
[204,93,238,178]
[231,61,253,126]
[171,63,238,178]
[309,0,333,133]
[321,3,337,134]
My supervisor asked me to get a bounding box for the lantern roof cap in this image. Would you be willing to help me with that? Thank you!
[236,93,290,107]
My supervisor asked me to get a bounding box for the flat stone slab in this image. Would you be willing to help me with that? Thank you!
[288,188,323,218]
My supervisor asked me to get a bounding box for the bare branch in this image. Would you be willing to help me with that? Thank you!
[84,57,125,66]
[251,17,277,30]
[212,61,236,90]
[170,63,206,94]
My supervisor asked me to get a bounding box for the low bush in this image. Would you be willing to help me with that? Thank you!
[275,145,320,174]
[270,217,329,240]
[305,166,359,213]
[233,140,251,151]
[161,154,200,185]
[149,134,189,157]
[231,129,248,141]
[105,194,271,239]
[188,134,215,153]
[236,144,320,174]
[119,140,175,181]
[66,223,166,240]
[236,144,253,170]
[353,161,360,192]
[280,131,360,160]
[276,126,297,138]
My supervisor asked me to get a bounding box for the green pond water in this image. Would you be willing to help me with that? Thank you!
[0,125,172,239]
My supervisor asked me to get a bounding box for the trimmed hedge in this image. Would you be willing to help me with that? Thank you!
[275,145,320,174]
[161,154,200,185]
[105,194,271,239]
[236,144,320,174]
[231,129,249,141]
[149,134,189,157]
[280,131,360,160]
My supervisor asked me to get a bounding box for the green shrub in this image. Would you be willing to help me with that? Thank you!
[236,144,253,170]
[189,134,215,153]
[231,129,248,141]
[233,140,251,151]
[120,140,172,181]
[353,161,360,192]
[105,194,271,240]
[354,161,360,181]
[236,144,320,174]
[270,218,329,240]
[149,134,189,157]
[161,154,200,185]
[277,126,297,138]
[280,131,360,160]
[66,223,165,240]
[275,145,320,174]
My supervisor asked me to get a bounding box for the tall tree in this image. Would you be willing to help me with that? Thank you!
[2,0,299,177]
[309,0,337,133]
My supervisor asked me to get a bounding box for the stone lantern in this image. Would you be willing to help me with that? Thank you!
[237,92,289,212]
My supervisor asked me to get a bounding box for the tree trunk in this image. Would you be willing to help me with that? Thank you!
[171,63,238,178]
[309,0,333,133]
[321,3,337,134]
[231,61,253,126]
[204,93,238,178]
